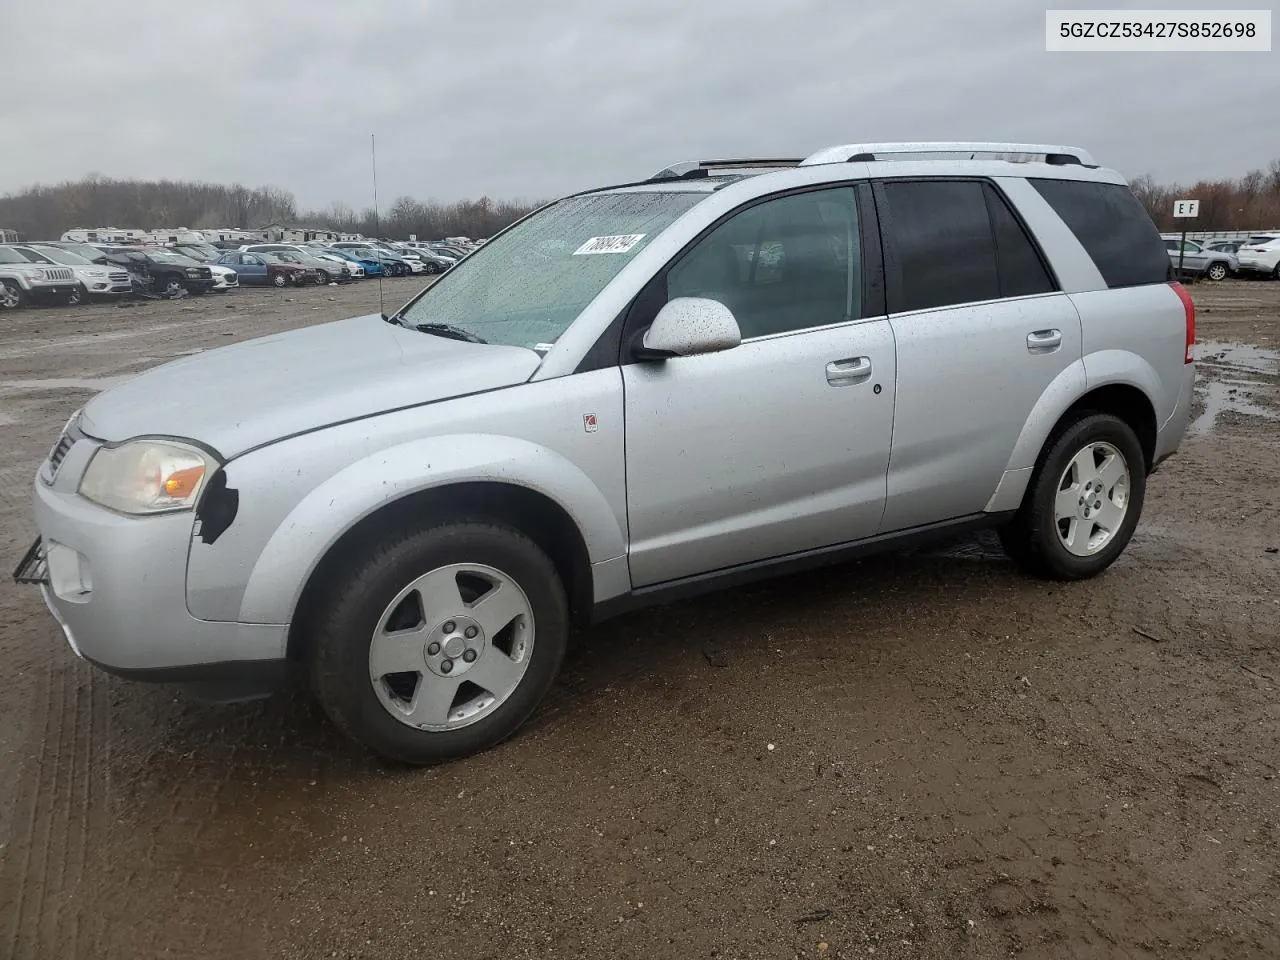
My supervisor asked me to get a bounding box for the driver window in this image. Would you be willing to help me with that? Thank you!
[666,186,861,339]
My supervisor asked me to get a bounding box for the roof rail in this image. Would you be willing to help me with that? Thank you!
[649,158,803,181]
[800,142,1097,168]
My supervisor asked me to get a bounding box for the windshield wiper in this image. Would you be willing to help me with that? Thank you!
[412,322,487,344]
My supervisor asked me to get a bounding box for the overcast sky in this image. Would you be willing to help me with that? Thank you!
[4,0,1277,211]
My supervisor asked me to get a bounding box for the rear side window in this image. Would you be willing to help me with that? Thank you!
[878,179,999,312]
[982,184,1056,298]
[1030,178,1171,288]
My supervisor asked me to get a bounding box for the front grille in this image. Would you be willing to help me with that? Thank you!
[44,268,75,282]
[108,271,129,282]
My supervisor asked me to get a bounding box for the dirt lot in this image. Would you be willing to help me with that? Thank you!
[0,278,1277,960]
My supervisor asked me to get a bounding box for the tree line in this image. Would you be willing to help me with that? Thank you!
[4,160,1280,242]
[1130,159,1280,231]
[0,176,544,242]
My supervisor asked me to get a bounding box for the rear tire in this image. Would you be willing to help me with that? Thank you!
[309,520,569,765]
[272,272,289,288]
[1207,262,1228,281]
[999,413,1146,581]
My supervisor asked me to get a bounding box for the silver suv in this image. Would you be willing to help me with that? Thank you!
[15,142,1196,764]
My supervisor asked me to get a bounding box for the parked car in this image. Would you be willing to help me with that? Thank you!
[311,250,365,279]
[12,141,1194,766]
[318,247,385,277]
[1235,237,1280,278]
[268,250,352,284]
[96,247,216,296]
[164,243,238,291]
[397,249,452,275]
[208,264,240,292]
[170,242,225,263]
[0,247,82,307]
[1162,237,1236,281]
[357,249,413,276]
[1202,240,1242,254]
[5,244,132,302]
[215,251,318,287]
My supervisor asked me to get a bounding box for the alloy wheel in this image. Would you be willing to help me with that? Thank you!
[1053,441,1131,557]
[368,563,535,731]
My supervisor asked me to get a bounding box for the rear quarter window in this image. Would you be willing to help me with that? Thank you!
[1030,179,1172,288]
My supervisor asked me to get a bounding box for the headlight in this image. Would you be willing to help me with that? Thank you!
[185,268,201,276]
[85,269,109,278]
[79,440,216,514]
[20,266,48,279]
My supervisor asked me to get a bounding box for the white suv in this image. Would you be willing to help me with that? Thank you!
[1235,237,1280,278]
[15,142,1195,764]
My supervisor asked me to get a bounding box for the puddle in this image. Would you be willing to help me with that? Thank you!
[1197,340,1280,375]
[1190,341,1279,437]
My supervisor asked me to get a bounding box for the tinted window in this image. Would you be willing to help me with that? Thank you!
[666,187,861,338]
[983,184,1056,298]
[880,180,998,312]
[1030,178,1171,288]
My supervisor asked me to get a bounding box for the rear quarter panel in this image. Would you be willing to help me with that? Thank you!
[1069,284,1187,428]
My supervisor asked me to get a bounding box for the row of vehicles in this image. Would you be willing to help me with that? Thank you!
[1162,232,1280,280]
[0,237,478,309]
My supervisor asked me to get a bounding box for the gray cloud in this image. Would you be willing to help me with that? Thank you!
[3,0,1277,211]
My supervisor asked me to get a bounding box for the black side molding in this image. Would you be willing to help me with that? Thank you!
[591,512,1014,623]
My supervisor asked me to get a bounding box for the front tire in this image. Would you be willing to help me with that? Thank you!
[309,520,569,765]
[65,284,86,306]
[999,413,1146,581]
[0,281,23,310]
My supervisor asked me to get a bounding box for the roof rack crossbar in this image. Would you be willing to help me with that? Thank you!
[799,142,1097,168]
[649,158,803,181]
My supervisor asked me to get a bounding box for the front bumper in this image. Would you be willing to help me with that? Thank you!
[16,470,288,675]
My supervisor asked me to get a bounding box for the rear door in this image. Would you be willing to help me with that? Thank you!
[873,177,1081,532]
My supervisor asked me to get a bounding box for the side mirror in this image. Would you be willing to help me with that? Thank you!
[635,297,742,360]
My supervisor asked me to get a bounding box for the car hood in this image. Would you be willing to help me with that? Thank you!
[78,313,542,457]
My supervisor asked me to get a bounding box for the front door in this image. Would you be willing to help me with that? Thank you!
[622,185,896,587]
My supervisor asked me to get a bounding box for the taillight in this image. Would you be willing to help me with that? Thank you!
[1170,281,1195,364]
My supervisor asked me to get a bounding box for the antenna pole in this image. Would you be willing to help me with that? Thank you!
[372,132,385,318]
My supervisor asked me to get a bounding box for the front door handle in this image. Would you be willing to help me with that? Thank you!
[826,356,872,385]
[1026,329,1063,354]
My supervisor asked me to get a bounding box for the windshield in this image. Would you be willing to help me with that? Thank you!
[32,246,91,265]
[145,250,201,265]
[53,243,104,262]
[7,248,52,263]
[177,244,218,260]
[397,190,704,349]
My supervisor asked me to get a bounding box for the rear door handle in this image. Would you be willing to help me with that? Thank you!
[1026,329,1062,354]
[826,356,872,385]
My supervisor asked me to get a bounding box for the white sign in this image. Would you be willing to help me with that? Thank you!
[409,234,417,242]
[1173,199,1200,218]
[1046,10,1271,52]
[573,234,646,255]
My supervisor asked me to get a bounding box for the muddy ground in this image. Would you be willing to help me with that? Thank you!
[0,278,1277,960]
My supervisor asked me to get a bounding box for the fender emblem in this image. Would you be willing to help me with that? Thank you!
[583,413,598,433]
